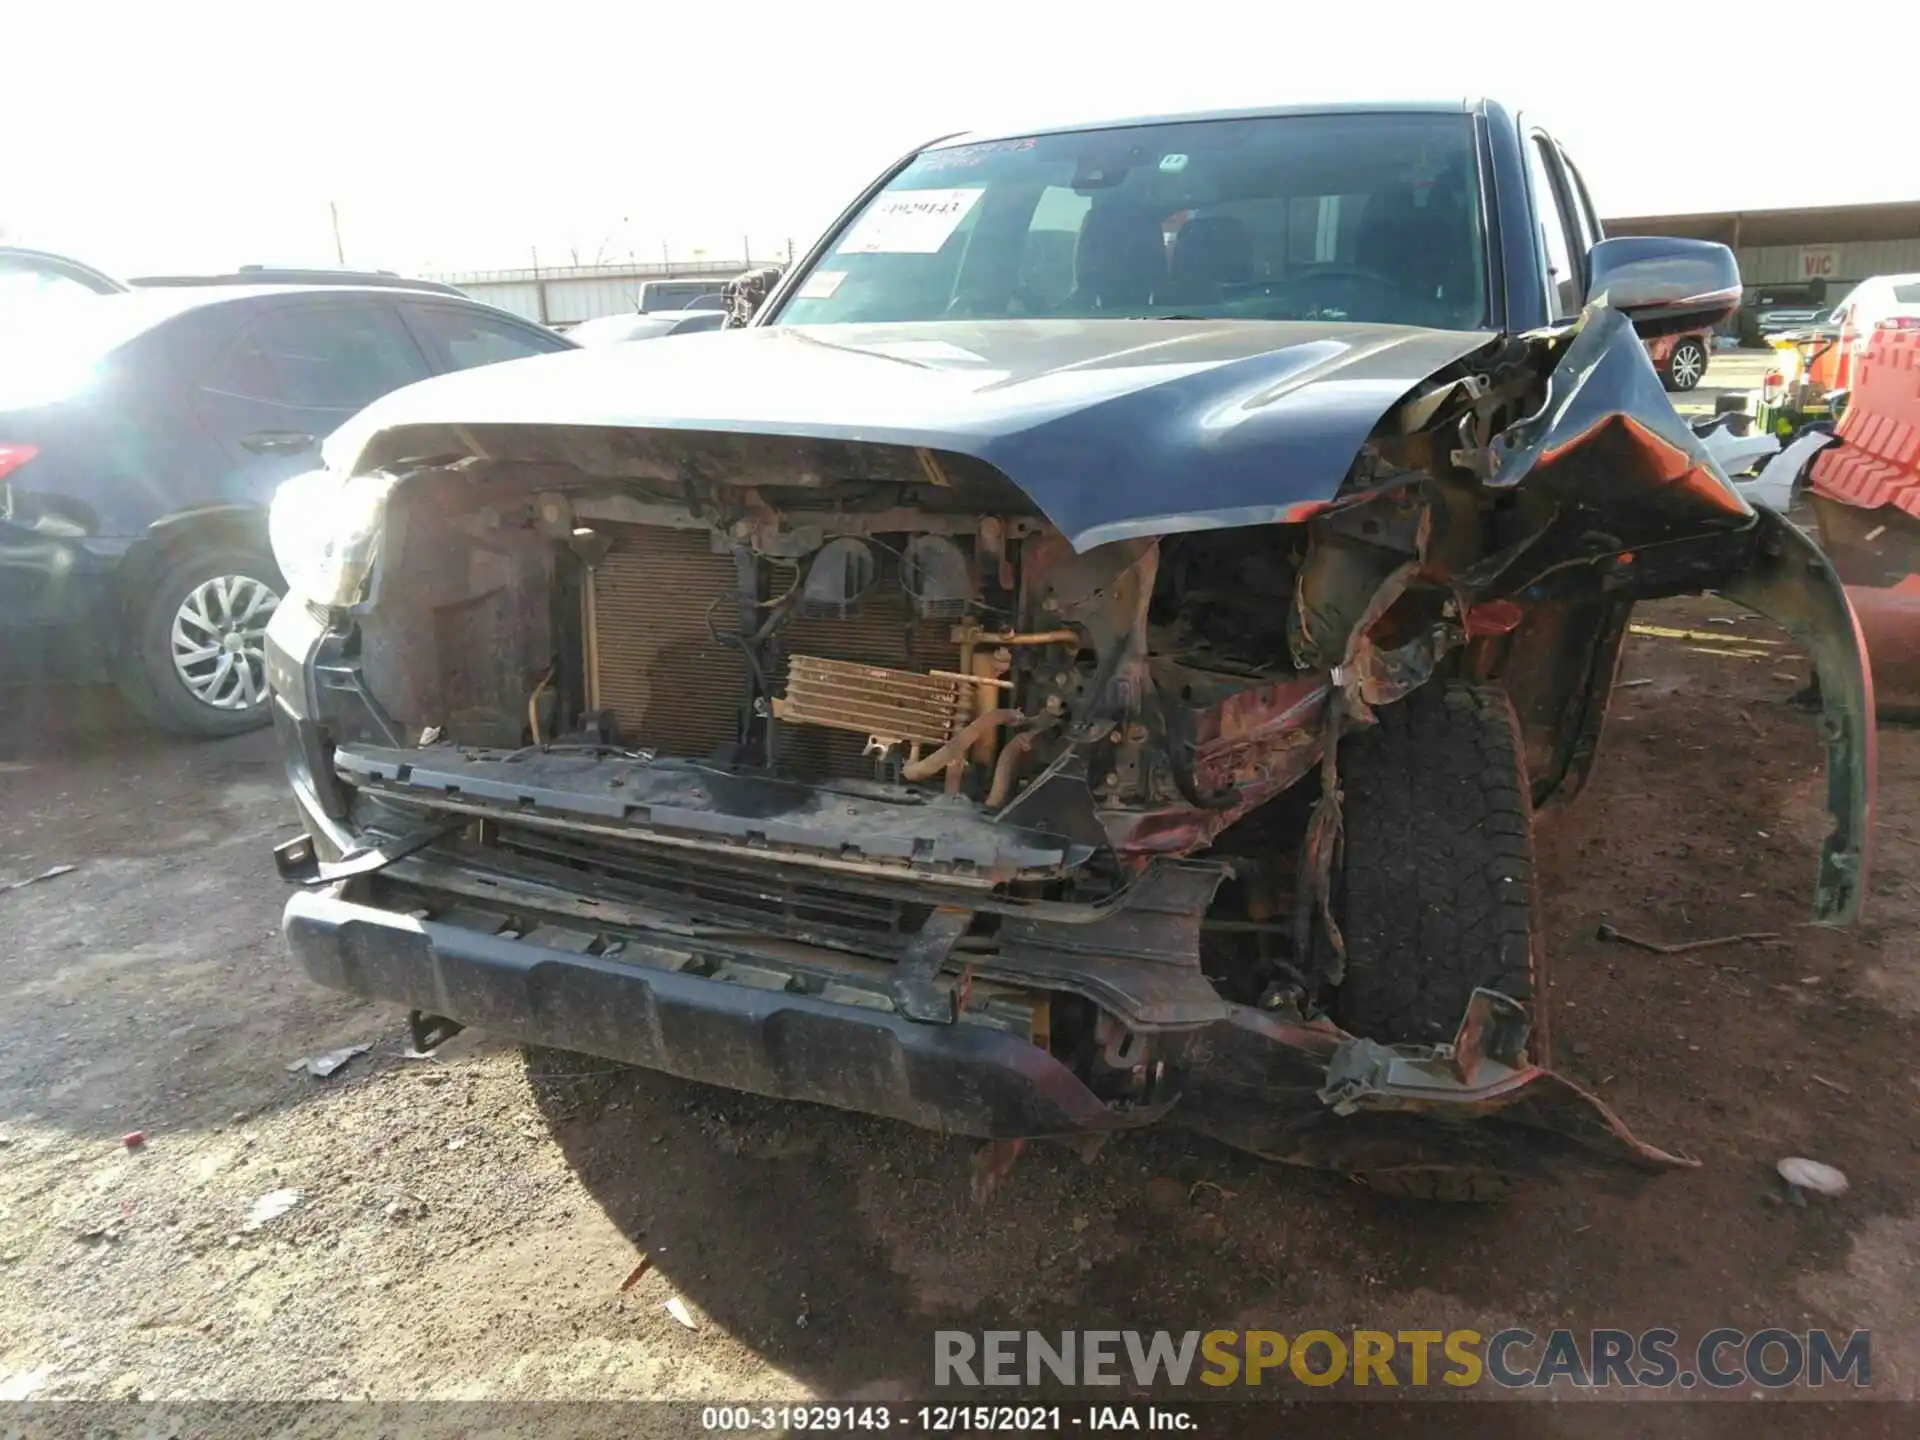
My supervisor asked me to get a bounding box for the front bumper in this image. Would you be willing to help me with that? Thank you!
[285,885,1152,1138]
[282,883,1689,1180]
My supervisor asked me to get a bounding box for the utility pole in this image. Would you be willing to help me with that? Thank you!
[329,201,346,265]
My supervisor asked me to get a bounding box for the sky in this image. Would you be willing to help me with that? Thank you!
[10,0,1918,280]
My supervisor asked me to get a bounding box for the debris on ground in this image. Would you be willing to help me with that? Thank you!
[121,1132,145,1150]
[286,1043,372,1079]
[664,1297,698,1330]
[619,1254,653,1292]
[1777,1157,1849,1202]
[243,1189,304,1230]
[5,865,75,893]
[1595,922,1781,956]
[969,1137,1026,1204]
[1144,1176,1189,1215]
[796,1295,811,1329]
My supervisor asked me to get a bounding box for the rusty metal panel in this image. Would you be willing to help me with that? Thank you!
[591,525,746,757]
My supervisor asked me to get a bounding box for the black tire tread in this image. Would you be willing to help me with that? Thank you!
[1333,681,1538,1046]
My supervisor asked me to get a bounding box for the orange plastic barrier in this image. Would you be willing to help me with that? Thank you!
[1809,325,1920,517]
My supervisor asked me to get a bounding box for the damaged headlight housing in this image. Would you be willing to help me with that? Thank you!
[268,468,397,607]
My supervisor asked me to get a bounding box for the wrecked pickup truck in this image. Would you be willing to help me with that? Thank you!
[264,101,1874,1200]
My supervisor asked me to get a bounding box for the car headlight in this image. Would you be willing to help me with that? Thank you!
[268,468,398,607]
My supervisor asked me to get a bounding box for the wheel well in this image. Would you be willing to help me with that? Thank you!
[113,508,271,632]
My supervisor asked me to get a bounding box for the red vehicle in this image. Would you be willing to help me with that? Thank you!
[1644,328,1711,391]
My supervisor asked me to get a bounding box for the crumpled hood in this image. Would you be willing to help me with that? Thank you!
[328,318,1497,550]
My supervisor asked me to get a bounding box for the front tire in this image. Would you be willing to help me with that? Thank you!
[1331,681,1542,1051]
[1664,337,1708,392]
[117,546,283,737]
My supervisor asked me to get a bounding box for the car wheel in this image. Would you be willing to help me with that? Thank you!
[118,546,283,737]
[1664,337,1708,391]
[1331,681,1542,1053]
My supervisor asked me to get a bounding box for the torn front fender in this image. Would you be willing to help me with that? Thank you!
[1175,994,1694,1186]
[1717,506,1876,924]
[1485,305,1752,526]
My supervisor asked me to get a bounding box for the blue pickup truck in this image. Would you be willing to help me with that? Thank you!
[264,99,1873,1201]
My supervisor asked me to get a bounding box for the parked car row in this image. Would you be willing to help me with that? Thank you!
[1,282,574,733]
[0,245,766,733]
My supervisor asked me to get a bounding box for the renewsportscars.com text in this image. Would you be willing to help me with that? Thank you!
[934,1328,1871,1391]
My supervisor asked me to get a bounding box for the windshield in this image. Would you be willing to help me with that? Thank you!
[776,111,1487,330]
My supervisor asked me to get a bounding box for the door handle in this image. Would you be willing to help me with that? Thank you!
[241,431,317,455]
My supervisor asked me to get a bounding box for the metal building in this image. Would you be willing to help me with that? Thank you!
[429,260,782,326]
[1605,201,1920,298]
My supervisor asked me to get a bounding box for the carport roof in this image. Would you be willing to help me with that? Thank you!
[1604,201,1920,247]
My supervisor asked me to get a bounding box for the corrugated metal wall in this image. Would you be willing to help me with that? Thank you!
[1736,239,1920,288]
[543,276,651,323]
[433,261,776,325]
[456,280,543,320]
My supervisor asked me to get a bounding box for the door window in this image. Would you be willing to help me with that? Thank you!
[203,303,430,410]
[1556,146,1603,253]
[406,305,569,371]
[1525,138,1582,321]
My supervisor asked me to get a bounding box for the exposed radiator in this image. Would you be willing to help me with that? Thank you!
[588,524,959,777]
[590,525,746,758]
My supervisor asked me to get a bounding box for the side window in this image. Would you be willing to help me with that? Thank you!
[406,305,568,372]
[203,304,430,410]
[1525,137,1582,321]
[1557,147,1604,250]
[0,268,102,304]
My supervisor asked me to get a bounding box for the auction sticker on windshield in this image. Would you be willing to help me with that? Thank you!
[841,188,983,254]
[796,270,847,299]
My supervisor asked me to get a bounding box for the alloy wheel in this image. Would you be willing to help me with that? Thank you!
[1671,343,1705,389]
[169,573,280,709]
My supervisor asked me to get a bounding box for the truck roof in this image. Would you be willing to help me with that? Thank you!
[929,98,1483,152]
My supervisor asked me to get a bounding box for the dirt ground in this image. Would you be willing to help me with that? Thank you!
[3,581,1917,1432]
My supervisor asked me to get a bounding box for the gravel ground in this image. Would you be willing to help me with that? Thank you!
[1,594,1916,1436]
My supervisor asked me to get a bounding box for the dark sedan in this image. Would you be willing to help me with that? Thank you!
[0,284,573,735]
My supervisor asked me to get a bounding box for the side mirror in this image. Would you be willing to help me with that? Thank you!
[1585,236,1741,338]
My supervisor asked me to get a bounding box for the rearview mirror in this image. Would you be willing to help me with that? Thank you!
[1586,236,1741,338]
